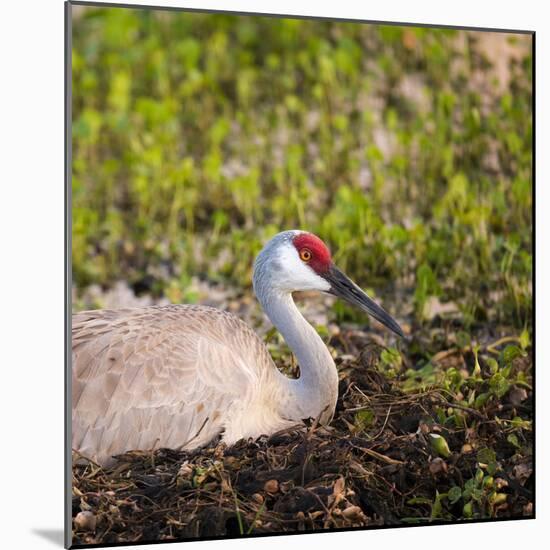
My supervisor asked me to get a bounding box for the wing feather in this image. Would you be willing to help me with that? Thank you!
[72,305,273,466]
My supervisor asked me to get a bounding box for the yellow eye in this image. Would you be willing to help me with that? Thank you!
[300,249,312,262]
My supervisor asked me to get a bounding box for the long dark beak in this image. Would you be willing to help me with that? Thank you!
[324,265,404,338]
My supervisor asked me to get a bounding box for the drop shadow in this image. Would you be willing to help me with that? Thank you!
[33,528,65,547]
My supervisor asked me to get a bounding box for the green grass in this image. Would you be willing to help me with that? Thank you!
[71,7,532,332]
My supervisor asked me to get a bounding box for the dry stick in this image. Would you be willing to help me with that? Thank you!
[72,448,102,469]
[175,416,210,451]
[353,385,372,402]
[211,461,232,510]
[306,403,330,439]
[372,470,404,496]
[369,405,393,441]
[340,381,357,401]
[150,437,161,468]
[300,404,330,486]
[431,348,464,364]
[486,336,521,355]
[351,443,405,465]
[436,398,485,419]
[269,422,307,439]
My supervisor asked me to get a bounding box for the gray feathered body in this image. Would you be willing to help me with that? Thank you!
[72,305,298,466]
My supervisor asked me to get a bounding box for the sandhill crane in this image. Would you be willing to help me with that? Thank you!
[72,230,403,466]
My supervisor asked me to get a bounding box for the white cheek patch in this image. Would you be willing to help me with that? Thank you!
[275,243,331,292]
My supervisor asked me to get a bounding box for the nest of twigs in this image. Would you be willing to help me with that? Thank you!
[72,338,533,546]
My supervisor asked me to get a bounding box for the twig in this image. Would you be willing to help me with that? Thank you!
[175,416,210,451]
[150,438,160,468]
[436,398,485,419]
[351,443,405,465]
[369,405,393,440]
[306,403,330,440]
[432,349,463,364]
[72,448,102,469]
[486,336,521,355]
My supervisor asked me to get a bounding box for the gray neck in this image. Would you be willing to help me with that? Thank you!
[259,289,339,423]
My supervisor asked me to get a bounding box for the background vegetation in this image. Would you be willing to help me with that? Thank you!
[72,7,532,327]
[71,6,533,543]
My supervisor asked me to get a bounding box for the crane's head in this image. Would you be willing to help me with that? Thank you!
[253,230,404,338]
